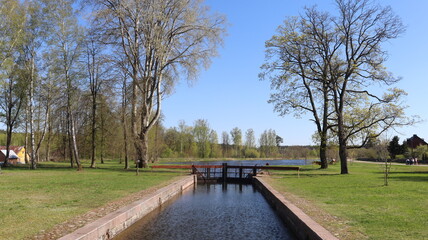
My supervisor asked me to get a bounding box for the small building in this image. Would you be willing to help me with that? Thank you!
[0,149,20,164]
[406,134,428,149]
[0,146,28,164]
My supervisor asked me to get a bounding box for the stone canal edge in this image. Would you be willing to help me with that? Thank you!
[59,174,338,240]
[253,176,339,240]
[58,175,197,240]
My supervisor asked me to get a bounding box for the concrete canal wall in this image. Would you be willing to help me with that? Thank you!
[59,175,196,240]
[253,176,339,240]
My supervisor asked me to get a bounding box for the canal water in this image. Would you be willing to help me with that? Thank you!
[114,183,296,240]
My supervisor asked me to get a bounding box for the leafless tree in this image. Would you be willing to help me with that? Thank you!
[262,0,411,173]
[92,0,226,167]
[330,0,407,174]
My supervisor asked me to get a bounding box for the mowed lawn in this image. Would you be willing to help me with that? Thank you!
[267,162,428,240]
[0,161,187,240]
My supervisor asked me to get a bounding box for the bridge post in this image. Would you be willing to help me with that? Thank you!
[239,167,243,179]
[253,167,257,177]
[222,163,227,183]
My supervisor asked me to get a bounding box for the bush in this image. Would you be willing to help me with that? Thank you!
[244,148,260,158]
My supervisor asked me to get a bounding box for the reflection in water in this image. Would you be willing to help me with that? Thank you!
[115,183,295,240]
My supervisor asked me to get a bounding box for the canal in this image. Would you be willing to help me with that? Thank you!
[114,183,296,240]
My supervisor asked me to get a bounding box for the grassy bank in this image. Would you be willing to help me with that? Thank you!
[267,162,428,240]
[0,160,186,240]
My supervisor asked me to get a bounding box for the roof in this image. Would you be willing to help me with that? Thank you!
[0,150,19,159]
[406,134,428,148]
[0,146,24,153]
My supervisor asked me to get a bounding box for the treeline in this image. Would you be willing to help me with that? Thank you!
[147,119,289,159]
[0,0,227,168]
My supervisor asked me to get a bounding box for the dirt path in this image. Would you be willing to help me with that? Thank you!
[30,176,185,240]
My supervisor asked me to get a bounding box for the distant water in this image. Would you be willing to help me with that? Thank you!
[164,159,314,166]
[114,183,296,240]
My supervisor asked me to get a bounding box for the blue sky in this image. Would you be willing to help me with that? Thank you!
[162,0,428,146]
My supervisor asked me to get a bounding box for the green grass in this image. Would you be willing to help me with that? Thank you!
[268,162,428,240]
[0,160,186,240]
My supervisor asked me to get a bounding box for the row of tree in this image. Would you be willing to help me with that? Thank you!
[159,120,283,159]
[0,0,226,169]
[261,0,414,174]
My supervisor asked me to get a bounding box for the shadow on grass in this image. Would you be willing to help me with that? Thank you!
[388,171,428,182]
[1,163,189,175]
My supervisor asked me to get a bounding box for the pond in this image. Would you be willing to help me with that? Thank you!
[114,183,296,240]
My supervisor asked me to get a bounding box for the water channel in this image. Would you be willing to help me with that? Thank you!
[114,183,296,240]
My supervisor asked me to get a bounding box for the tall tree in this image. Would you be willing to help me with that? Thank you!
[193,119,211,158]
[230,127,242,157]
[330,0,407,174]
[22,0,49,169]
[245,128,256,149]
[261,7,338,169]
[84,29,112,168]
[119,61,130,169]
[259,129,278,157]
[387,136,401,159]
[221,131,230,157]
[44,0,84,170]
[0,0,27,167]
[262,0,410,173]
[92,0,226,168]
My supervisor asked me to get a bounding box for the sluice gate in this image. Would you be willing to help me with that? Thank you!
[151,163,300,183]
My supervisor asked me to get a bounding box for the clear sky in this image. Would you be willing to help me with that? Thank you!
[162,0,428,146]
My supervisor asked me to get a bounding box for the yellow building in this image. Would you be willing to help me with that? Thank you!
[0,146,28,164]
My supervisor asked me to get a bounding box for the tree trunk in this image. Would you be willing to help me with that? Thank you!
[100,102,105,164]
[338,115,349,174]
[90,93,97,168]
[131,70,138,167]
[45,121,51,162]
[70,113,82,170]
[319,134,328,169]
[136,131,149,168]
[24,107,29,165]
[67,113,74,168]
[122,79,129,169]
[29,57,36,170]
[4,125,12,167]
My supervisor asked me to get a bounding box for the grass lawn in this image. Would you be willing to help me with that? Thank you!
[267,162,428,240]
[0,160,187,240]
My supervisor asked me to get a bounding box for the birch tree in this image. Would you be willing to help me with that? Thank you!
[92,0,226,168]
[44,0,83,169]
[0,0,27,167]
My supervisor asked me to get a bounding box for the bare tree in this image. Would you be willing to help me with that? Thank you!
[0,0,27,167]
[261,8,339,168]
[92,0,226,167]
[84,29,112,168]
[330,0,407,174]
[262,0,411,173]
[44,0,84,170]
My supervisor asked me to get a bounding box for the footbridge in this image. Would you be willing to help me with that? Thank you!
[151,163,300,183]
